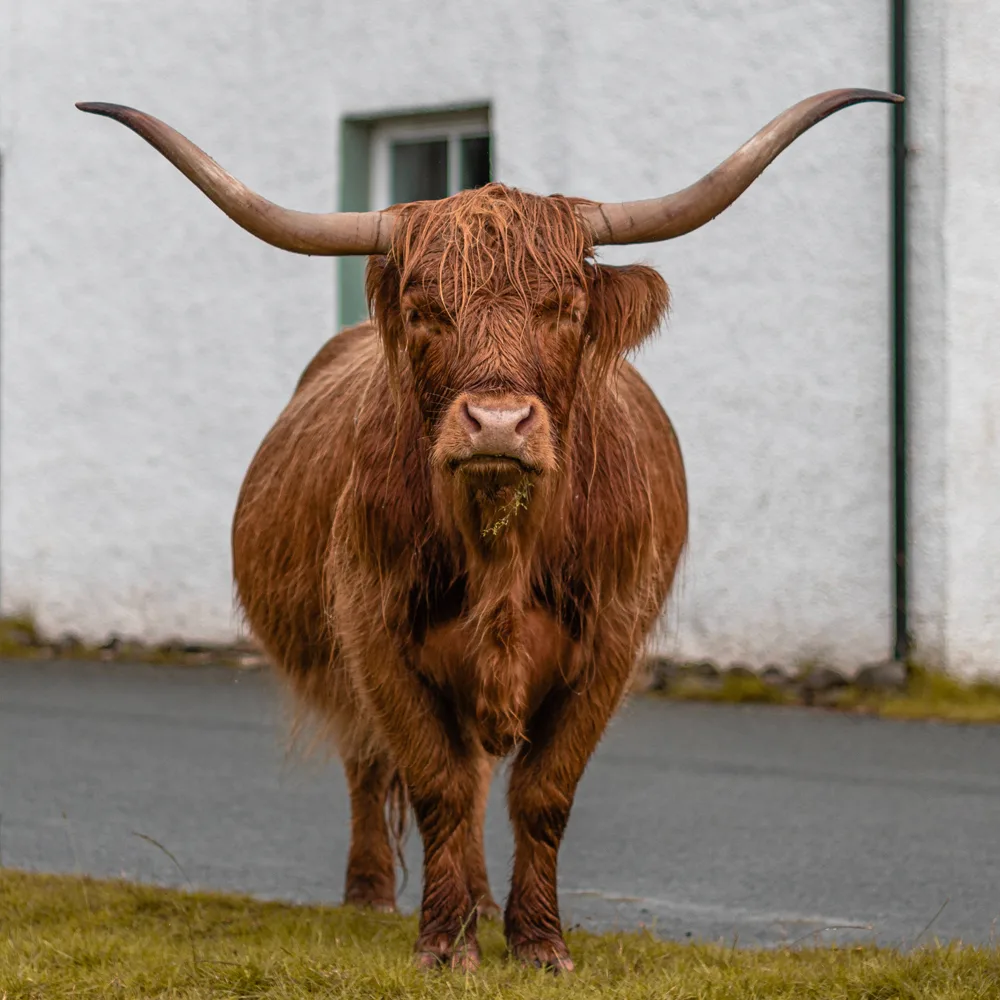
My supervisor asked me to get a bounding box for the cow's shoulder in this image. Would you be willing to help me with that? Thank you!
[294,320,378,395]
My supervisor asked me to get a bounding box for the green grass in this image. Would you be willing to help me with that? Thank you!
[0,614,41,658]
[662,672,793,706]
[652,666,1000,726]
[2,871,998,998]
[830,667,1000,724]
[0,613,260,668]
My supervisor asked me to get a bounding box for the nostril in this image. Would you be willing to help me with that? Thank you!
[460,401,482,434]
[515,405,535,437]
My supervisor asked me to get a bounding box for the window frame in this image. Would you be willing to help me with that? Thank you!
[369,109,491,210]
[337,103,492,329]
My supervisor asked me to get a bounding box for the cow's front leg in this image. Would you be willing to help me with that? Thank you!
[345,632,482,968]
[505,656,631,972]
[407,742,481,969]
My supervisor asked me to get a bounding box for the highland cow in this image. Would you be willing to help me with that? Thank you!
[79,88,900,971]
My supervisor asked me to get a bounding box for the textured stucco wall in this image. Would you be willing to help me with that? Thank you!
[1,1,895,669]
[907,1,1000,678]
[940,1,1000,677]
[0,0,341,641]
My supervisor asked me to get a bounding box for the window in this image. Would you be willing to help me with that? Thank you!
[339,106,492,327]
[371,111,491,209]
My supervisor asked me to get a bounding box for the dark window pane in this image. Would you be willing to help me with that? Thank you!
[459,135,491,190]
[391,139,448,203]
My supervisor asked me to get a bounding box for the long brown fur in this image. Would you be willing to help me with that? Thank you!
[232,183,687,971]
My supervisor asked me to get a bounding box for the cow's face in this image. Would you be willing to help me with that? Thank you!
[369,185,668,547]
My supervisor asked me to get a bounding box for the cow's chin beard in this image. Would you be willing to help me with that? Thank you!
[433,458,548,558]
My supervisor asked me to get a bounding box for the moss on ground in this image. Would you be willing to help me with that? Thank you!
[829,667,1000,724]
[651,664,1000,725]
[0,613,262,668]
[1,870,996,999]
[663,672,794,706]
[0,613,41,657]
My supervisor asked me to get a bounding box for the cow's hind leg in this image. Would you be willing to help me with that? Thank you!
[343,752,397,912]
[466,754,500,920]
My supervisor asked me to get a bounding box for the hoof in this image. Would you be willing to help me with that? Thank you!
[414,950,445,971]
[511,939,574,974]
[344,895,396,914]
[414,934,480,972]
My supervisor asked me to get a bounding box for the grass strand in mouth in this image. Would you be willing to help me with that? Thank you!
[482,476,532,538]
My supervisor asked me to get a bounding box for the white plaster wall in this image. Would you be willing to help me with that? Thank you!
[907,0,1000,679]
[0,0,341,641]
[556,2,892,668]
[941,1,1000,677]
[1,0,893,668]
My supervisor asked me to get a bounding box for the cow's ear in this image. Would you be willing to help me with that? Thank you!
[366,254,405,366]
[584,263,669,371]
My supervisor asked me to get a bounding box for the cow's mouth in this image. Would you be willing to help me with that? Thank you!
[448,455,540,478]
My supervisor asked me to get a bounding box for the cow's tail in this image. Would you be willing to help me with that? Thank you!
[386,767,411,893]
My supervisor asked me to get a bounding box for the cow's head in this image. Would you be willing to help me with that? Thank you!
[362,185,667,544]
[76,89,901,547]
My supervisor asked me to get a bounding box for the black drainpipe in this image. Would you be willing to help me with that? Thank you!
[891,0,910,663]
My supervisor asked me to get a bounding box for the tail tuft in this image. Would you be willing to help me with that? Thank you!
[386,768,411,894]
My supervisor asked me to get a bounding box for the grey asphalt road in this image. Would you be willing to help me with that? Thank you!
[2,658,999,947]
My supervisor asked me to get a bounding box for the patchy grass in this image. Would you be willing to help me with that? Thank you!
[830,667,1000,724]
[0,613,263,669]
[0,613,41,657]
[2,871,998,999]
[650,665,1000,726]
[665,672,792,706]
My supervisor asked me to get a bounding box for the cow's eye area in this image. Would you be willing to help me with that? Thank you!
[538,291,586,325]
[402,299,446,329]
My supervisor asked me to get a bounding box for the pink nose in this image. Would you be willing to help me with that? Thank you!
[460,401,536,457]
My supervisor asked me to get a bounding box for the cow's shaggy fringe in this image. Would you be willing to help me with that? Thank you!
[385,184,587,313]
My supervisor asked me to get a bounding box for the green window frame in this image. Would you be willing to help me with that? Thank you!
[338,104,492,329]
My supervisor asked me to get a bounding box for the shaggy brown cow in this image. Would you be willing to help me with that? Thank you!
[79,88,899,971]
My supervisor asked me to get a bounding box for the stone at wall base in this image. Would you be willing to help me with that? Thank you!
[855,659,908,692]
[639,653,924,709]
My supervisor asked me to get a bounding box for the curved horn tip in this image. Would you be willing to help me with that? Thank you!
[818,88,903,110]
[585,87,908,248]
[76,101,133,117]
[855,89,904,104]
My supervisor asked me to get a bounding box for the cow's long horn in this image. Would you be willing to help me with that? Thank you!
[76,102,393,255]
[581,88,903,246]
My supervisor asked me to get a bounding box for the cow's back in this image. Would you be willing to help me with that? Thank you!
[232,321,381,731]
